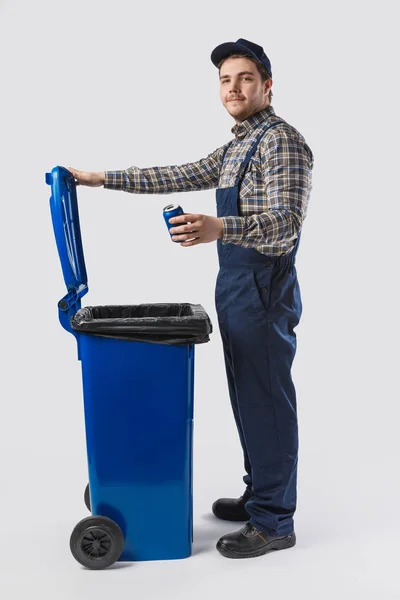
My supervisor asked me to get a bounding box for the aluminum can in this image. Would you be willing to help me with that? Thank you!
[163,203,185,242]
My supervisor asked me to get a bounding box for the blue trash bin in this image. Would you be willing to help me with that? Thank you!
[46,166,212,569]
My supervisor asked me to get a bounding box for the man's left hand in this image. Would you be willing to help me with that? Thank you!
[169,214,224,246]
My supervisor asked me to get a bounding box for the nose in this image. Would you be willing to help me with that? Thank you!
[229,79,241,94]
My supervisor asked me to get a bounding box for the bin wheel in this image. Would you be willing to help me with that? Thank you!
[70,516,124,570]
[84,484,91,511]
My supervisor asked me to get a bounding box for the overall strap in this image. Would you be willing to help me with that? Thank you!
[234,120,285,186]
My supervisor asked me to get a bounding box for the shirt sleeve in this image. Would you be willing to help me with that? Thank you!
[104,142,230,194]
[221,130,314,247]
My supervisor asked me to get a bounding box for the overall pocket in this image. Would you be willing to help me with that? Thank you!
[251,267,273,313]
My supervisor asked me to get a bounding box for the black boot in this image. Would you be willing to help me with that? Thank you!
[212,495,250,522]
[216,522,296,559]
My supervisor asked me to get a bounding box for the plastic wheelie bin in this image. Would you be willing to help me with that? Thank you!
[46,166,213,570]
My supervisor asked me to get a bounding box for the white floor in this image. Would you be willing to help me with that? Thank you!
[1,443,399,600]
[2,350,400,599]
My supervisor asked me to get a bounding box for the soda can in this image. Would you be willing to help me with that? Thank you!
[163,203,185,242]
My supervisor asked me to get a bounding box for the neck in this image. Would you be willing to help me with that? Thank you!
[234,103,270,125]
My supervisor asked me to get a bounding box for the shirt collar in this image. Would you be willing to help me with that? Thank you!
[231,104,276,140]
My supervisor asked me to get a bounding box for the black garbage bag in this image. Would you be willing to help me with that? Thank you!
[70,303,213,346]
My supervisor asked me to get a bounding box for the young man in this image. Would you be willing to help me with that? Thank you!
[67,38,314,560]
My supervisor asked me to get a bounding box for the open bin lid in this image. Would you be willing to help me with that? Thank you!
[46,166,88,296]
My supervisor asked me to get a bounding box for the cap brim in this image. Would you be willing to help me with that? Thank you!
[210,41,258,67]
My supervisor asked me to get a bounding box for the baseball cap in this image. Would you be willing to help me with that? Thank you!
[210,38,272,78]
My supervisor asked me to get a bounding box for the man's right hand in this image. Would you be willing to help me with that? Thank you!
[66,167,105,187]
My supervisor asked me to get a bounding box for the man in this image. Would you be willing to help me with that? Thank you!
[67,37,314,560]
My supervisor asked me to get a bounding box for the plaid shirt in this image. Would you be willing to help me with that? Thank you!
[104,105,314,256]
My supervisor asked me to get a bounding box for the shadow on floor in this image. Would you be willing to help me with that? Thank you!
[192,513,244,556]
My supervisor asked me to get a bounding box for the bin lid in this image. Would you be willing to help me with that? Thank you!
[46,166,88,294]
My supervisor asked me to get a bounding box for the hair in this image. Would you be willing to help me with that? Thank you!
[217,53,273,103]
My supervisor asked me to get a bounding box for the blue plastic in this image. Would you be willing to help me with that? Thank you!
[47,166,88,295]
[46,166,88,344]
[80,334,195,560]
[47,167,196,562]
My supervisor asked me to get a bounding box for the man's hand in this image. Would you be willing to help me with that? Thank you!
[169,214,224,246]
[66,167,105,187]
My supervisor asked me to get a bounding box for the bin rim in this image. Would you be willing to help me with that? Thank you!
[70,302,213,345]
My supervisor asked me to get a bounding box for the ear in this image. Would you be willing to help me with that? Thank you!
[265,78,273,94]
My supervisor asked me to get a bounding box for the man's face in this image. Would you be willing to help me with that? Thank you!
[219,56,272,124]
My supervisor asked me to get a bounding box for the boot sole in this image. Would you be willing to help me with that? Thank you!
[212,504,250,522]
[216,532,296,559]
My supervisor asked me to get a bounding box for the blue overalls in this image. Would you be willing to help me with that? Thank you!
[215,120,302,537]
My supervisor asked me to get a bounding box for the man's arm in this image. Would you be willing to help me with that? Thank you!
[104,142,230,194]
[220,130,314,248]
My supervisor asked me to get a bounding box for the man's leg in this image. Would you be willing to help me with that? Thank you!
[222,266,302,536]
[218,316,252,498]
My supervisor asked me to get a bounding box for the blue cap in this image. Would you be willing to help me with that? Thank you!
[211,38,272,78]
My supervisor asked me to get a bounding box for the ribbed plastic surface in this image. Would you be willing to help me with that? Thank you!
[46,166,87,293]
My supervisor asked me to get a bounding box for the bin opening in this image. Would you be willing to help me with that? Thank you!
[70,303,212,346]
[86,305,195,319]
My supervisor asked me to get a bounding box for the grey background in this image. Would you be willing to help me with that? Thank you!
[1,0,399,597]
